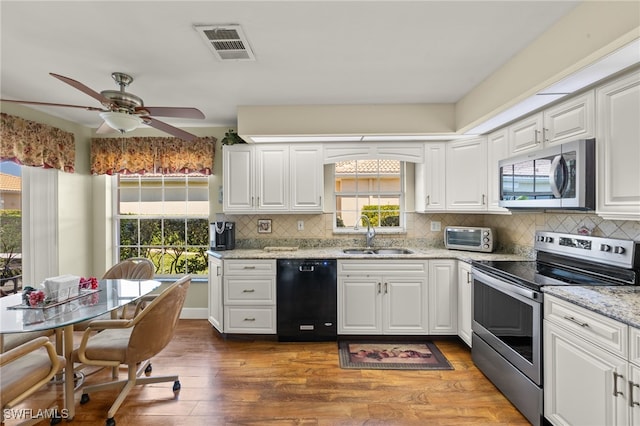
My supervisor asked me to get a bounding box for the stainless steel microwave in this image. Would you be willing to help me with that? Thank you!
[444,226,494,253]
[498,138,595,210]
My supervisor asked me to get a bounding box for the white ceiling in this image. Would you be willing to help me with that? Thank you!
[0,0,580,131]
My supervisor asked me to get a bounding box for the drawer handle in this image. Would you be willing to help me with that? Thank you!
[244,317,256,322]
[563,315,589,328]
[377,283,381,294]
[242,289,255,293]
[630,381,640,407]
[384,282,388,294]
[243,266,256,270]
[613,372,624,397]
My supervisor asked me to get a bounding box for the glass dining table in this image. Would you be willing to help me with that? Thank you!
[0,278,161,421]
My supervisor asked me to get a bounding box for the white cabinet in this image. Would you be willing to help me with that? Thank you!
[596,70,640,220]
[208,255,224,333]
[544,295,631,426]
[456,261,472,347]
[338,260,429,335]
[415,142,446,212]
[486,128,510,213]
[428,260,457,334]
[222,259,276,334]
[223,144,323,214]
[508,92,595,155]
[445,137,488,211]
[290,144,323,211]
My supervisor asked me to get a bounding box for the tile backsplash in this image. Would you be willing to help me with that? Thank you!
[224,212,640,259]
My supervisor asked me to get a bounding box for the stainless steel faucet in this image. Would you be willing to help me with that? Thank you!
[356,214,376,248]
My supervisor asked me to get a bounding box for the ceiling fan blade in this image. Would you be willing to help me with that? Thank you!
[141,116,198,142]
[0,98,106,111]
[135,106,205,119]
[95,121,117,134]
[49,73,114,106]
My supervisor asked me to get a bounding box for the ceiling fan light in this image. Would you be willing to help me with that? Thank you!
[99,111,141,133]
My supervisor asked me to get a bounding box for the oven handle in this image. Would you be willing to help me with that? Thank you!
[472,268,542,302]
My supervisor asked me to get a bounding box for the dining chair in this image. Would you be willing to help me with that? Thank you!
[1,336,66,425]
[101,257,155,319]
[1,329,56,353]
[72,275,191,426]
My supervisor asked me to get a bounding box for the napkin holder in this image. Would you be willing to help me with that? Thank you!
[43,274,80,302]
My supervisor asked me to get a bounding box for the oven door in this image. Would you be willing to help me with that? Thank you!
[472,268,543,385]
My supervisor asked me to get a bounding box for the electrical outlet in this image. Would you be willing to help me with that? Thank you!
[297,220,304,231]
[430,221,441,232]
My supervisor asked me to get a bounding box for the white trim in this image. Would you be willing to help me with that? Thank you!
[180,307,208,319]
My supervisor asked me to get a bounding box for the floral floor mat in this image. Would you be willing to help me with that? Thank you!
[338,341,453,370]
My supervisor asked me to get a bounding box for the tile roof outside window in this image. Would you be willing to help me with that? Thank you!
[0,173,21,192]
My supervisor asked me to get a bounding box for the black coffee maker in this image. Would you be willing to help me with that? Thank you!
[210,221,235,250]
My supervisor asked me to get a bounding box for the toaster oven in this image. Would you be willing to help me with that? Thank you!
[444,226,494,252]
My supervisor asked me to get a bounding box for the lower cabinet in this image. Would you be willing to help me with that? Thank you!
[222,259,277,334]
[428,259,457,335]
[208,256,223,333]
[338,260,429,335]
[457,261,472,347]
[544,294,640,426]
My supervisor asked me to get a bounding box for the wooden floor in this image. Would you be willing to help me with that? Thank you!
[8,320,529,425]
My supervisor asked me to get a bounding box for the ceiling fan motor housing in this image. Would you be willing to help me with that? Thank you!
[100,72,144,112]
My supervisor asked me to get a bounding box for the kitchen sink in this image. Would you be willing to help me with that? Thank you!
[342,248,413,255]
[373,248,413,255]
[342,248,375,254]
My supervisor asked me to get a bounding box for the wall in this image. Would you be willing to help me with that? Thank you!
[225,210,640,260]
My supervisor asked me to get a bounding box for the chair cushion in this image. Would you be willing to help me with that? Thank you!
[74,328,133,364]
[0,351,64,408]
[2,330,54,353]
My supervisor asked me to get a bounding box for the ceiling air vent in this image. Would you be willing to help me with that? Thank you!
[194,24,256,61]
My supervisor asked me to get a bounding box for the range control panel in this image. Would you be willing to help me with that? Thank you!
[534,231,640,269]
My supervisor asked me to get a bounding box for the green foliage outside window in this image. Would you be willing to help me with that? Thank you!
[361,205,400,227]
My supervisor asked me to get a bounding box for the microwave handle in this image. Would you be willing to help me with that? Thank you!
[549,155,567,198]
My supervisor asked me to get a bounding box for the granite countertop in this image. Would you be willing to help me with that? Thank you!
[207,247,528,263]
[543,286,640,329]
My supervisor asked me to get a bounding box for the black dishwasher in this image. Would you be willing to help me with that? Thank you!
[276,259,337,342]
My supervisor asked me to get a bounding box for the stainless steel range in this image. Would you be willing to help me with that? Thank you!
[471,231,640,426]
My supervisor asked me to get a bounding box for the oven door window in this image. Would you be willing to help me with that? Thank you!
[473,281,534,363]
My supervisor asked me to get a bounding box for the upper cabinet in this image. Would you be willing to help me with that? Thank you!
[596,69,640,221]
[223,144,323,214]
[486,128,509,213]
[508,91,595,155]
[445,137,488,211]
[415,142,446,212]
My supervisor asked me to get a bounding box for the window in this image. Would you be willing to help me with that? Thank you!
[0,161,23,294]
[334,159,403,230]
[116,174,209,277]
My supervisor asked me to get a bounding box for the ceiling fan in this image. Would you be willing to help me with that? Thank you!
[0,72,205,141]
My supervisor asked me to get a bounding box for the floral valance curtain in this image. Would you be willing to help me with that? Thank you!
[91,136,216,175]
[0,113,76,172]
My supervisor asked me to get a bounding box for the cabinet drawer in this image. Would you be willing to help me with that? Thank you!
[544,295,627,358]
[224,277,275,304]
[630,327,640,366]
[224,306,276,334]
[224,259,276,275]
[338,260,428,275]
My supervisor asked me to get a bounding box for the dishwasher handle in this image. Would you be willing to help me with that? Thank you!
[299,265,315,272]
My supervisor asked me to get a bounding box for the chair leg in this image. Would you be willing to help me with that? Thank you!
[106,364,138,420]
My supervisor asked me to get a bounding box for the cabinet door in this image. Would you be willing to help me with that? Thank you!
[446,137,488,210]
[509,113,544,155]
[596,70,640,220]
[428,260,457,334]
[256,145,289,211]
[415,142,446,211]
[544,91,595,146]
[338,275,382,334]
[486,129,509,212]
[290,144,323,211]
[208,256,223,333]
[383,276,428,334]
[457,261,472,347]
[544,320,629,426]
[223,146,254,212]
[631,365,640,426]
